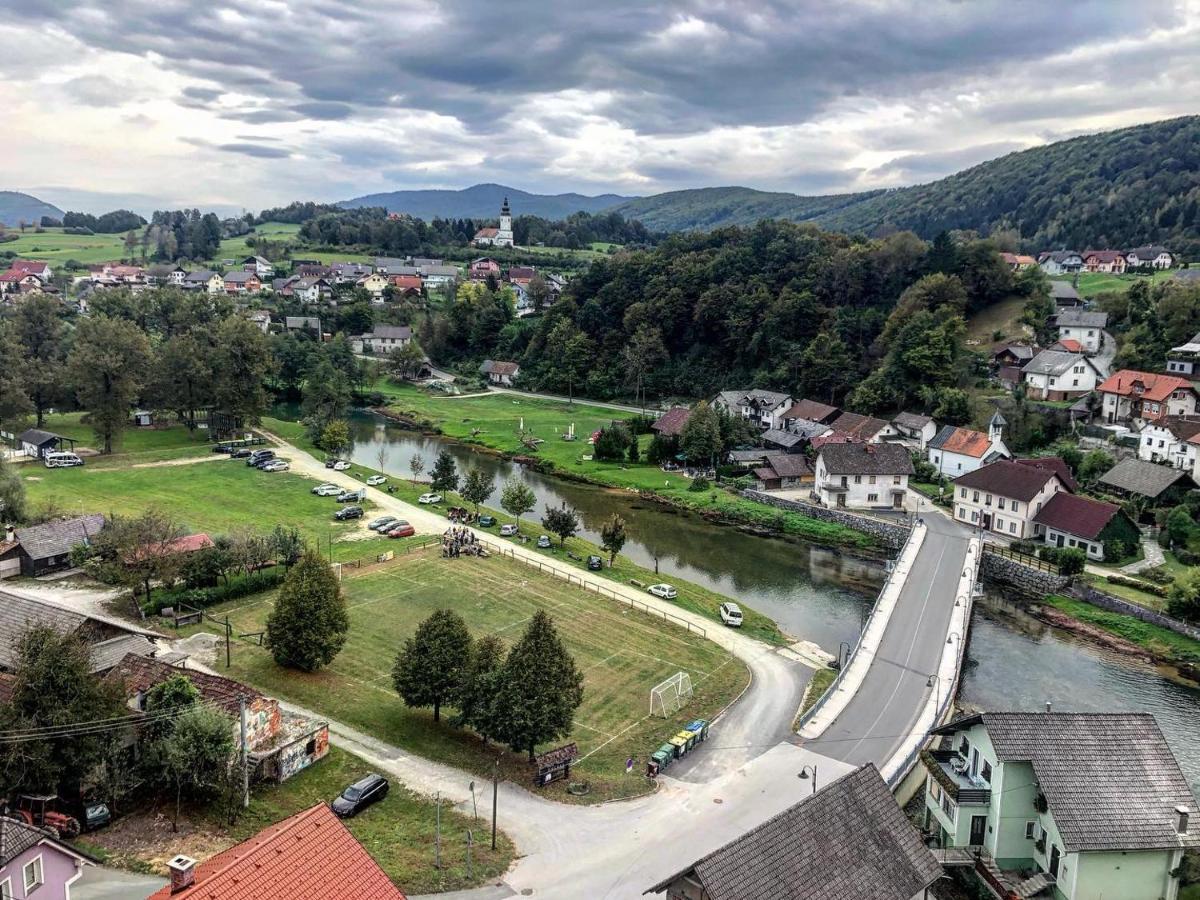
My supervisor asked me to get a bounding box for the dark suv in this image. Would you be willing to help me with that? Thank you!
[247,449,274,467]
[334,505,364,521]
[331,773,388,818]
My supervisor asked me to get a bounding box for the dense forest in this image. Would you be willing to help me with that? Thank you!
[420,220,1037,414]
[337,182,633,220]
[62,209,147,234]
[612,117,1200,257]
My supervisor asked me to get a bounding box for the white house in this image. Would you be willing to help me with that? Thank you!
[1167,332,1200,378]
[1137,416,1200,470]
[167,266,188,285]
[420,265,460,289]
[1125,246,1174,269]
[1038,251,1083,275]
[293,277,332,303]
[813,442,913,509]
[952,459,1068,538]
[359,325,412,354]
[1055,309,1108,354]
[713,390,794,431]
[242,255,275,278]
[925,711,1198,900]
[1098,370,1199,425]
[1022,350,1103,401]
[890,412,937,450]
[927,412,1009,477]
[480,359,520,386]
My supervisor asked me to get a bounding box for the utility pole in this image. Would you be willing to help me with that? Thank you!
[435,792,442,869]
[225,616,232,669]
[466,830,473,880]
[491,760,499,850]
[239,697,249,808]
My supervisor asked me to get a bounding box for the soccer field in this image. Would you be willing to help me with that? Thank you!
[193,548,749,802]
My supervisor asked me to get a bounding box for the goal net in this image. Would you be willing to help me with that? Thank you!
[649,672,694,718]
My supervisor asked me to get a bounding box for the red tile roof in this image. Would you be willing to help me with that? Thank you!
[148,803,405,900]
[1014,457,1079,493]
[829,411,889,441]
[10,260,49,275]
[810,431,856,450]
[783,399,840,423]
[1033,492,1122,541]
[652,406,691,436]
[929,426,992,458]
[108,653,263,717]
[1052,338,1083,353]
[954,459,1061,502]
[1098,370,1196,403]
[389,275,423,291]
[124,533,214,564]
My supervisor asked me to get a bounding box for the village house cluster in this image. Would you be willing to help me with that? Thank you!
[1032,245,1176,274]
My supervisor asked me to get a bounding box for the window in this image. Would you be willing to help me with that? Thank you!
[959,736,970,755]
[998,498,1006,510]
[23,856,42,893]
[973,491,979,502]
[971,510,978,523]
[981,761,992,782]
[960,488,966,499]
[1012,502,1019,513]
[941,793,956,822]
[868,475,876,484]
[1025,821,1037,839]
[854,475,861,484]
[1009,522,1016,534]
[867,493,879,503]
[894,476,901,485]
[958,507,966,520]
[995,517,1003,529]
[0,878,11,899]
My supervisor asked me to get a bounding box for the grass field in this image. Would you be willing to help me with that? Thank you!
[78,745,514,894]
[1050,270,1180,298]
[965,294,1033,348]
[181,548,748,803]
[36,411,215,462]
[19,454,409,563]
[375,382,873,549]
[0,227,126,266]
[1042,594,1200,666]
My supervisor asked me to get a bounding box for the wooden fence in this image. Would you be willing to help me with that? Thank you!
[983,544,1061,574]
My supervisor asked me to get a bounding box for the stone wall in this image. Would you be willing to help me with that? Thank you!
[740,490,911,550]
[979,550,1070,596]
[1069,584,1200,642]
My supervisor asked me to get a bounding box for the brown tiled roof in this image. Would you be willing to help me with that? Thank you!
[1014,457,1079,493]
[933,712,1199,853]
[1099,370,1196,403]
[1033,492,1121,540]
[784,399,839,424]
[645,765,940,900]
[1051,338,1083,353]
[829,411,889,441]
[652,406,691,436]
[953,459,1059,502]
[480,359,519,376]
[1155,415,1200,442]
[109,653,263,716]
[818,442,913,476]
[928,426,991,458]
[762,454,811,479]
[149,804,405,900]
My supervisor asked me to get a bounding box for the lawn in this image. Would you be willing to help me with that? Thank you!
[0,227,126,266]
[964,294,1033,348]
[19,454,409,563]
[1050,270,1179,298]
[1042,594,1200,666]
[36,411,214,461]
[180,548,749,803]
[77,745,514,894]
[375,382,874,550]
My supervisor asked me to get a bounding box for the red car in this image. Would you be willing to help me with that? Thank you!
[387,523,415,538]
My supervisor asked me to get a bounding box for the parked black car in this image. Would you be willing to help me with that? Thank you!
[247,449,274,467]
[587,555,603,571]
[336,489,364,503]
[230,448,252,459]
[212,443,232,453]
[334,505,364,521]
[253,456,279,469]
[331,773,388,818]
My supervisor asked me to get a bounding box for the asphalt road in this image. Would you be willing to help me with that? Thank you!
[804,511,970,768]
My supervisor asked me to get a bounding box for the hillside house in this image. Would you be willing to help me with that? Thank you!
[924,711,1197,900]
[480,359,519,386]
[891,412,938,449]
[1099,458,1194,509]
[1138,416,1200,470]
[112,654,329,783]
[1054,309,1108,353]
[992,345,1035,369]
[1124,246,1174,269]
[507,265,536,286]
[712,390,794,431]
[1098,370,1198,425]
[293,277,333,303]
[1038,251,1083,276]
[469,257,501,281]
[952,459,1068,538]
[182,270,224,294]
[245,309,271,333]
[828,410,895,443]
[284,316,322,337]
[752,453,812,491]
[649,764,940,900]
[1166,332,1200,377]
[1000,252,1038,270]
[295,262,333,279]
[1083,250,1127,274]
[927,413,1009,477]
[329,262,372,284]
[1033,492,1139,560]
[760,428,806,454]
[420,264,459,289]
[355,272,389,298]
[358,325,412,355]
[813,442,913,509]
[0,817,96,899]
[242,255,275,278]
[149,803,405,900]
[11,514,104,577]
[9,260,52,280]
[223,271,261,294]
[781,398,840,426]
[1022,350,1103,401]
[387,274,423,296]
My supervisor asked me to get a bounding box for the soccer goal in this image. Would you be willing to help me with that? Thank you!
[649,672,694,718]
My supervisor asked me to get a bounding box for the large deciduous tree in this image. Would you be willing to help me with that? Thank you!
[12,296,66,427]
[212,316,276,425]
[541,504,579,547]
[459,469,494,516]
[679,401,722,466]
[500,479,536,523]
[600,514,627,566]
[391,609,473,723]
[265,550,349,671]
[67,315,151,453]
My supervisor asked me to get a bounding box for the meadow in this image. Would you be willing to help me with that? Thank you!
[0,227,126,265]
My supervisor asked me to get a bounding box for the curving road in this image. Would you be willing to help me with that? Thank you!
[803,511,970,768]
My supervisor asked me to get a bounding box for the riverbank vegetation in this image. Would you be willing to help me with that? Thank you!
[1040,594,1200,670]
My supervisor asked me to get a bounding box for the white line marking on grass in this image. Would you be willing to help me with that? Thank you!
[581,650,624,673]
[575,714,654,764]
[571,720,616,738]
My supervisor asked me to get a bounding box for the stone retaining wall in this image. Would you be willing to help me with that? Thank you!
[980,551,1070,596]
[740,490,911,550]
[1069,584,1200,642]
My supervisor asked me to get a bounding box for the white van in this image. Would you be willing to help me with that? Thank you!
[44,451,84,469]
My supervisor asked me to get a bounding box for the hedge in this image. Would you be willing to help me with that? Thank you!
[1106,573,1167,597]
[146,568,285,615]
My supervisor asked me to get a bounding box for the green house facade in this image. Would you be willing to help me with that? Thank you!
[922,712,1197,900]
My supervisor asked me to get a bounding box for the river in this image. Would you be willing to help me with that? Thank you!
[341,412,1200,788]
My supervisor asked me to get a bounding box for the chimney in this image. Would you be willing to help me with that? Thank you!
[167,855,196,893]
[1177,806,1190,835]
[1045,701,1052,713]
[3,524,13,543]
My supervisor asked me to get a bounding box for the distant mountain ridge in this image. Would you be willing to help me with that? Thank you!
[0,191,64,226]
[338,183,636,221]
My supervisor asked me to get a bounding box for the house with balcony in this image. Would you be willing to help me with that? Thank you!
[1098,370,1198,425]
[813,442,913,509]
[1082,250,1126,274]
[952,459,1069,538]
[923,711,1198,900]
[1021,350,1103,401]
[712,390,794,431]
[1124,246,1174,269]
[1038,251,1083,276]
[891,412,938,449]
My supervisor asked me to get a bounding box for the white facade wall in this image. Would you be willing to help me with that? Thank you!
[1058,325,1103,353]
[953,476,1063,539]
[813,456,908,509]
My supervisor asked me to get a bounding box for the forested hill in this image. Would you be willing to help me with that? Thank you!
[610,117,1200,255]
[338,183,635,220]
[0,192,64,227]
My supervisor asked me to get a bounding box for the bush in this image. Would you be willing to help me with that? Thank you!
[1056,548,1086,576]
[593,425,633,461]
[688,476,710,492]
[146,569,285,615]
[63,226,94,235]
[1106,573,1167,597]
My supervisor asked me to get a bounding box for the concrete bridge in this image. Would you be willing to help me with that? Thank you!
[799,509,982,785]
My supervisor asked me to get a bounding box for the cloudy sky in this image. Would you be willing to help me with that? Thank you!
[3,0,1199,215]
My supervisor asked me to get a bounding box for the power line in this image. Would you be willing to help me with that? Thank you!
[0,697,240,744]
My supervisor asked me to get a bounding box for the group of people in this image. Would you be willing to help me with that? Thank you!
[447,507,477,524]
[442,526,486,558]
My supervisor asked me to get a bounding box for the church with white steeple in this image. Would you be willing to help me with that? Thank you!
[473,197,515,248]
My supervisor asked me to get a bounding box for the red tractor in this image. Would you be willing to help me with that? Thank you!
[10,794,81,839]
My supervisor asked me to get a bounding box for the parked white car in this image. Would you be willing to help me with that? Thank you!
[312,484,341,496]
[500,523,519,536]
[719,602,743,627]
[366,475,387,486]
[648,583,678,600]
[331,460,351,471]
[418,493,442,504]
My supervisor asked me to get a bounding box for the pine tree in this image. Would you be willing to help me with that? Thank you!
[391,610,473,723]
[491,611,583,760]
[265,550,349,671]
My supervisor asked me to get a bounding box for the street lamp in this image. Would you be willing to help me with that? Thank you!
[946,631,961,646]
[798,765,818,795]
[926,673,941,716]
